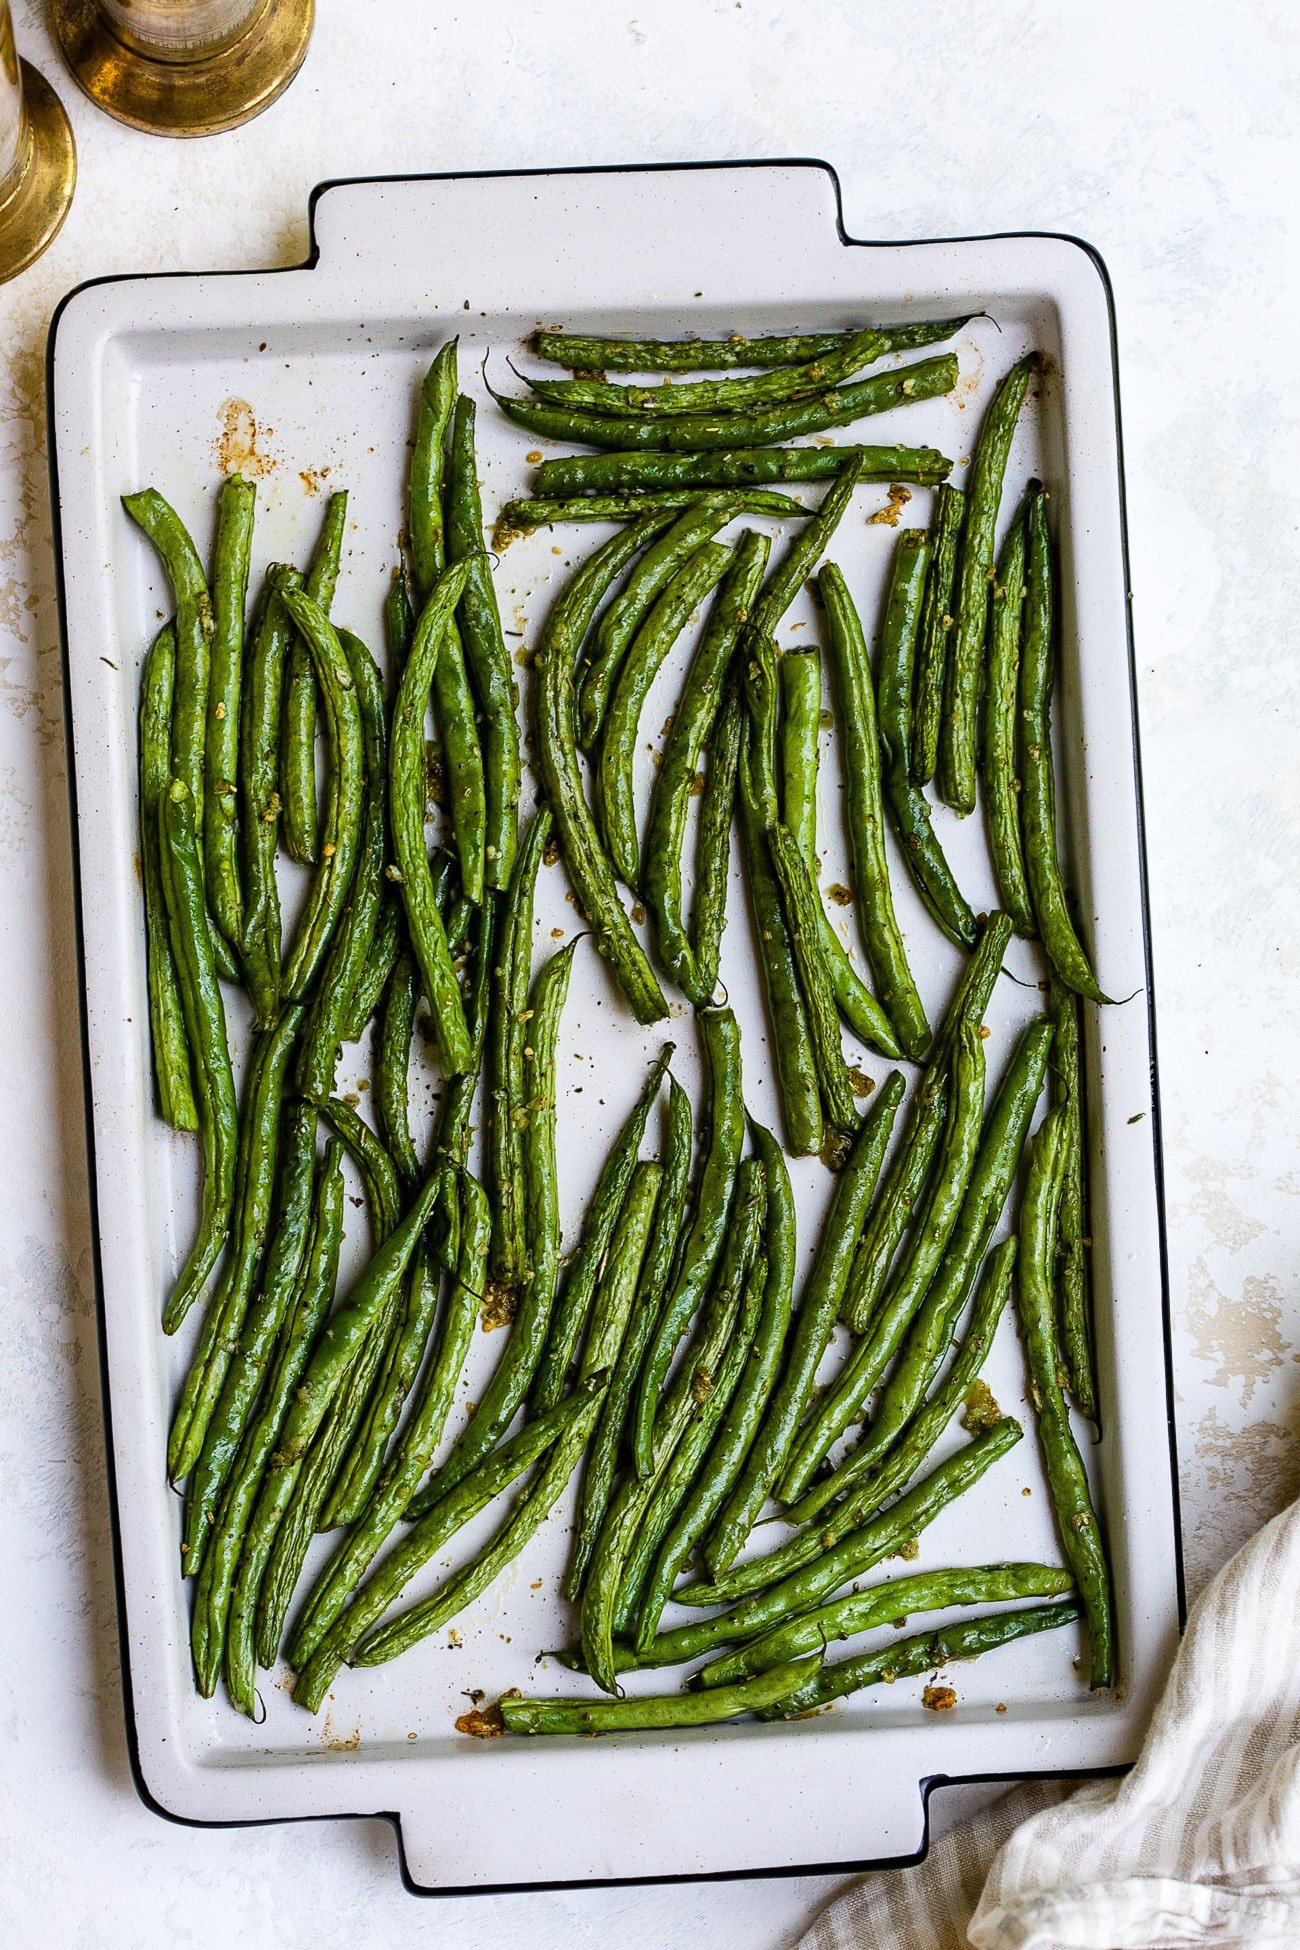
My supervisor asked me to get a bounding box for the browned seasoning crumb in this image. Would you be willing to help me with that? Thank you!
[923,1684,957,1712]
[530,1580,543,1591]
[1022,1486,1033,1497]
[820,1128,852,1172]
[961,1378,1003,1437]
[481,1282,517,1331]
[689,770,706,797]
[996,1702,1007,1714]
[848,1067,875,1098]
[542,833,560,867]
[526,450,544,464]
[827,882,852,907]
[691,1367,715,1404]
[896,1536,920,1562]
[979,1023,992,1040]
[867,483,913,527]
[456,1702,505,1739]
[550,927,566,940]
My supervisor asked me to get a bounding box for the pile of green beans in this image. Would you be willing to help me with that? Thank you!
[129,315,1115,1742]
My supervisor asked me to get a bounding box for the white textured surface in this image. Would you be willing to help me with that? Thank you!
[0,0,1295,1941]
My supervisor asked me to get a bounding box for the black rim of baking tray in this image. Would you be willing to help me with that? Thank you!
[45,152,1183,1899]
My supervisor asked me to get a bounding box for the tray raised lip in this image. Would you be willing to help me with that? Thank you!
[46,153,1182,1896]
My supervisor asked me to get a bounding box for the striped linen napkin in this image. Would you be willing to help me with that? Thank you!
[799,1496,1300,1948]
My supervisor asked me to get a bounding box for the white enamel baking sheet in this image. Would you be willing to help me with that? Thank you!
[49,160,1179,1892]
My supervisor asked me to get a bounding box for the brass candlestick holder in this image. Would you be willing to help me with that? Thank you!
[52,0,313,137]
[0,6,76,284]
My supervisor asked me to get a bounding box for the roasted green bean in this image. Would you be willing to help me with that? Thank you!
[532,444,952,498]
[984,504,1035,935]
[139,624,197,1130]
[910,483,964,786]
[531,515,671,1023]
[1019,484,1106,1001]
[1018,1106,1113,1687]
[875,528,976,948]
[494,354,959,452]
[942,353,1036,814]
[525,325,891,416]
[281,489,347,864]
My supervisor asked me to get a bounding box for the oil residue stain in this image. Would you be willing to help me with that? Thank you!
[216,398,276,478]
[319,1706,361,1752]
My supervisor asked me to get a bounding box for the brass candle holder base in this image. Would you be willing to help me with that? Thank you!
[51,0,313,138]
[0,62,76,284]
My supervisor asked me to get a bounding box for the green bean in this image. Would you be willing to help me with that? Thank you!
[287,1177,490,1679]
[319,1096,401,1243]
[428,896,496,1264]
[352,1377,608,1668]
[447,395,521,891]
[820,562,930,1059]
[1020,485,1106,1001]
[253,1172,444,1663]
[385,558,416,681]
[580,494,765,751]
[702,1560,1074,1689]
[616,1163,765,1641]
[190,1122,319,1693]
[778,1016,987,1501]
[582,1167,763,1690]
[139,624,197,1130]
[765,1600,1082,1720]
[532,318,971,372]
[876,529,977,948]
[942,353,1037,815]
[224,1142,345,1715]
[495,354,958,454]
[390,559,475,1073]
[374,952,420,1191]
[531,516,671,1024]
[279,592,365,1002]
[644,534,768,1000]
[685,1132,794,1563]
[496,488,807,538]
[578,1160,661,1388]
[634,1008,745,1475]
[1051,978,1096,1420]
[768,824,862,1136]
[1018,1106,1113,1687]
[291,1379,597,1712]
[343,899,402,1042]
[168,1004,304,1485]
[776,641,903,1058]
[501,1653,818,1736]
[409,341,456,594]
[409,347,487,905]
[533,445,953,498]
[704,1076,903,1576]
[568,1077,694,1600]
[983,505,1035,935]
[642,1417,1023,1659]
[788,1233,1017,1531]
[635,1244,772,1650]
[750,456,866,648]
[691,672,742,1007]
[780,650,820,861]
[184,1104,316,1604]
[238,565,299,1028]
[203,473,254,952]
[282,490,347,865]
[122,490,214,849]
[910,484,965,785]
[296,628,388,1102]
[326,1244,443,1531]
[414,939,577,1520]
[529,1043,675,1417]
[159,783,238,1332]
[838,1017,1055,1488]
[737,654,823,1156]
[528,326,895,417]
[487,810,550,1290]
[599,541,732,888]
[841,912,1013,1334]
